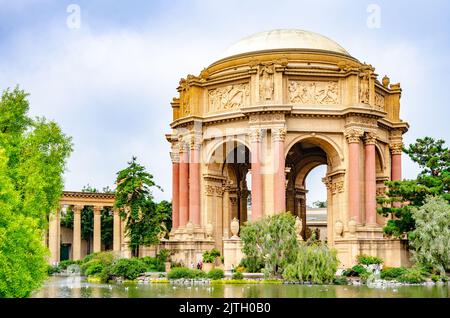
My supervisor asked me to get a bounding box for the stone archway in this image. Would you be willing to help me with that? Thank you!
[285,136,343,247]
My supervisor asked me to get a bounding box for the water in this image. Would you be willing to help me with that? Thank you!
[31,276,450,298]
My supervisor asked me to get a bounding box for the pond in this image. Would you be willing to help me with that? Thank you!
[31,276,450,298]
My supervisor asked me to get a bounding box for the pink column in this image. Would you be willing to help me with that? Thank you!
[364,133,377,226]
[189,141,200,225]
[346,129,362,224]
[250,129,263,220]
[179,145,189,227]
[171,152,180,229]
[273,128,286,213]
[390,144,402,181]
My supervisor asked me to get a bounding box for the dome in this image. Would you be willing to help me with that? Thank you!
[218,29,351,60]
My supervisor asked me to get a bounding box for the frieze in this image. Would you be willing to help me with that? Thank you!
[375,92,385,110]
[288,80,339,105]
[208,83,250,112]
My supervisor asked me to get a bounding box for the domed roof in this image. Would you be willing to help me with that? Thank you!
[219,29,350,60]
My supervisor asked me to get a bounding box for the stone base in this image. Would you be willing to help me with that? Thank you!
[223,238,243,271]
[334,232,411,268]
[160,239,215,268]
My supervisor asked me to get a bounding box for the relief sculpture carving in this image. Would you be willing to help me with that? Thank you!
[208,84,250,112]
[288,81,339,105]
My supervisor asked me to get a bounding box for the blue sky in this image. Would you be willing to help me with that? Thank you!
[0,0,449,204]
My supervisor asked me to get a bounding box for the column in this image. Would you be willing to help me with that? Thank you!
[390,143,402,181]
[364,133,377,226]
[179,141,189,227]
[189,138,200,225]
[48,208,61,264]
[222,182,230,239]
[273,127,286,213]
[113,208,121,252]
[72,205,83,261]
[345,129,363,224]
[171,151,180,229]
[93,206,102,253]
[250,128,263,220]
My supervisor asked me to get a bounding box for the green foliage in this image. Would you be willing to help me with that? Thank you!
[207,269,224,280]
[210,248,221,258]
[202,249,220,263]
[241,213,299,277]
[232,272,244,280]
[397,267,426,284]
[333,276,348,285]
[0,87,72,297]
[114,157,163,257]
[380,267,407,280]
[167,267,207,280]
[357,254,384,265]
[239,257,264,273]
[377,137,450,237]
[58,260,81,269]
[342,265,369,277]
[84,262,105,276]
[156,200,172,236]
[409,196,450,276]
[47,265,61,275]
[282,242,339,284]
[313,200,327,208]
[110,258,147,280]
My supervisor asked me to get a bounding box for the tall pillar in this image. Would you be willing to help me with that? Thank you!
[390,143,402,181]
[222,182,230,238]
[345,128,363,224]
[364,133,377,226]
[250,128,263,220]
[113,208,121,252]
[179,142,189,227]
[93,206,102,253]
[189,138,201,225]
[171,151,180,229]
[273,128,286,213]
[72,205,83,261]
[48,208,61,264]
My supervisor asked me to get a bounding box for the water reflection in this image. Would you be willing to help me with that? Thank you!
[32,276,450,298]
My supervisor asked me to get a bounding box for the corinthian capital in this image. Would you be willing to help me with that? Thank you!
[389,143,403,155]
[249,128,262,143]
[189,135,201,150]
[344,128,364,143]
[170,151,180,163]
[272,127,287,142]
[363,132,378,145]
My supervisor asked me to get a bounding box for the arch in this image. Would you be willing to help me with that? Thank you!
[375,143,385,173]
[295,160,327,188]
[285,133,344,168]
[205,136,250,165]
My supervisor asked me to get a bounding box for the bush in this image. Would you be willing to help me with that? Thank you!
[333,276,348,285]
[157,249,171,263]
[110,258,147,280]
[281,242,339,284]
[232,272,244,280]
[59,260,80,269]
[397,268,426,284]
[357,254,383,265]
[141,256,164,272]
[342,265,368,277]
[84,262,105,276]
[167,267,207,279]
[207,269,224,280]
[47,265,61,275]
[210,249,221,258]
[239,257,263,273]
[202,251,215,263]
[380,267,407,280]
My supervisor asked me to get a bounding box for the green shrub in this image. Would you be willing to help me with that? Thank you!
[167,267,207,279]
[210,249,221,258]
[357,254,383,265]
[333,276,348,285]
[157,249,171,263]
[342,265,368,277]
[47,265,61,275]
[84,262,105,276]
[380,267,407,280]
[59,260,78,269]
[281,242,339,284]
[239,257,263,273]
[141,256,164,272]
[202,251,215,263]
[207,269,224,280]
[232,272,244,280]
[110,258,146,280]
[397,268,426,284]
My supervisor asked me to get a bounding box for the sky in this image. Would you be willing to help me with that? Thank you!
[0,0,449,204]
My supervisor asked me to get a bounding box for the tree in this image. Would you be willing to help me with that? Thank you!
[0,87,72,297]
[377,137,450,237]
[114,157,162,257]
[313,200,327,208]
[156,200,172,235]
[240,213,299,277]
[409,196,450,276]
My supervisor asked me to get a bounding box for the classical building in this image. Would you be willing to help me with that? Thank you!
[165,29,410,269]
